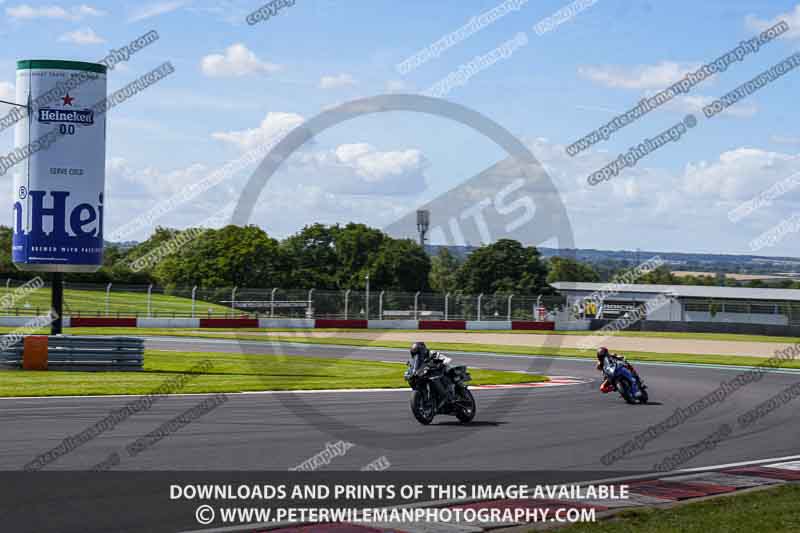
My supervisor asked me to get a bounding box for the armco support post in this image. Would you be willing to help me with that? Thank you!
[51,272,63,335]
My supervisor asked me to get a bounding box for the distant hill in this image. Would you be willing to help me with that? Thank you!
[425,245,800,275]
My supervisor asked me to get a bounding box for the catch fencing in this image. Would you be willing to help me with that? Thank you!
[0,279,565,321]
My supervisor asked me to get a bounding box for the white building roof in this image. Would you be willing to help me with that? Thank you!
[549,282,800,302]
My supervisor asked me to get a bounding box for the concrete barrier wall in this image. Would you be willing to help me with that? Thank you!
[137,318,200,328]
[420,320,466,330]
[556,320,592,331]
[368,320,419,329]
[315,319,368,328]
[258,318,315,329]
[512,321,555,330]
[200,318,259,328]
[590,318,800,337]
[466,321,512,330]
[0,317,44,327]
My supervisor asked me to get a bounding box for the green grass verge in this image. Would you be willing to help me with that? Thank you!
[40,327,800,370]
[1,326,797,369]
[557,484,800,533]
[0,286,233,317]
[0,350,546,397]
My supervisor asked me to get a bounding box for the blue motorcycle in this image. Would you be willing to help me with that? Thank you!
[601,357,648,404]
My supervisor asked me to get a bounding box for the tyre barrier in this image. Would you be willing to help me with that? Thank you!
[0,336,145,371]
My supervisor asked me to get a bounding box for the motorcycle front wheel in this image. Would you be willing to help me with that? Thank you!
[617,378,637,405]
[411,390,435,425]
[639,386,649,404]
[455,388,476,423]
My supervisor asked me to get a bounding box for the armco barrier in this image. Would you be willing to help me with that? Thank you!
[199,318,259,328]
[466,321,512,330]
[1,336,144,371]
[512,321,555,330]
[420,320,466,330]
[368,320,419,329]
[314,319,368,328]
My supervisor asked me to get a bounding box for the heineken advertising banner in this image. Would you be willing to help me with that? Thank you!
[12,59,107,272]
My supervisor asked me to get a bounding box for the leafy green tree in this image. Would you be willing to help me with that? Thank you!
[370,239,431,291]
[333,223,385,288]
[429,248,460,293]
[154,225,286,289]
[456,239,548,295]
[636,266,678,285]
[546,257,600,283]
[280,223,341,289]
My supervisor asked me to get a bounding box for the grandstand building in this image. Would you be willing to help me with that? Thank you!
[550,282,800,327]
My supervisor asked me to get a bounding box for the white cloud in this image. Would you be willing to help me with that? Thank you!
[200,43,281,78]
[578,61,701,90]
[680,148,800,200]
[0,81,14,103]
[211,111,304,151]
[295,142,428,195]
[58,27,105,45]
[385,79,410,93]
[746,5,800,40]
[6,3,105,21]
[128,0,186,23]
[666,94,758,119]
[320,73,357,89]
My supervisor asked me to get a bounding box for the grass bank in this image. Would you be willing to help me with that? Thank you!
[558,484,800,533]
[0,350,546,397]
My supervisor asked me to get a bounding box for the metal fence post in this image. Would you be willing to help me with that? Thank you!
[445,292,450,321]
[477,293,483,321]
[270,288,277,318]
[344,289,351,320]
[147,284,153,317]
[191,286,197,318]
[379,290,384,320]
[308,288,315,319]
[231,287,238,318]
[5,278,9,291]
[365,274,370,320]
[508,294,513,321]
[105,283,112,316]
[414,291,420,320]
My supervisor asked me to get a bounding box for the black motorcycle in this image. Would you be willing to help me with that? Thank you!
[404,352,476,425]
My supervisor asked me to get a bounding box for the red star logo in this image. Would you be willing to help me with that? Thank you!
[62,93,74,106]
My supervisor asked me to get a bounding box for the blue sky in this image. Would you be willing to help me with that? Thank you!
[1,0,800,256]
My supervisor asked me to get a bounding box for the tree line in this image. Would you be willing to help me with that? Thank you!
[0,223,796,292]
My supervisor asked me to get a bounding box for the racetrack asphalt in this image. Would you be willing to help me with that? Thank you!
[2,336,799,474]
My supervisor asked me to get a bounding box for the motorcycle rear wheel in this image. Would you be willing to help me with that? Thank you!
[455,388,476,423]
[411,390,435,425]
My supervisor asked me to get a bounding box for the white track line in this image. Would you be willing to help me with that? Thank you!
[0,377,587,401]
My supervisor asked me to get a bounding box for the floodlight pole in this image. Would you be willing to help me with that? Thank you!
[51,272,63,335]
[416,209,430,248]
